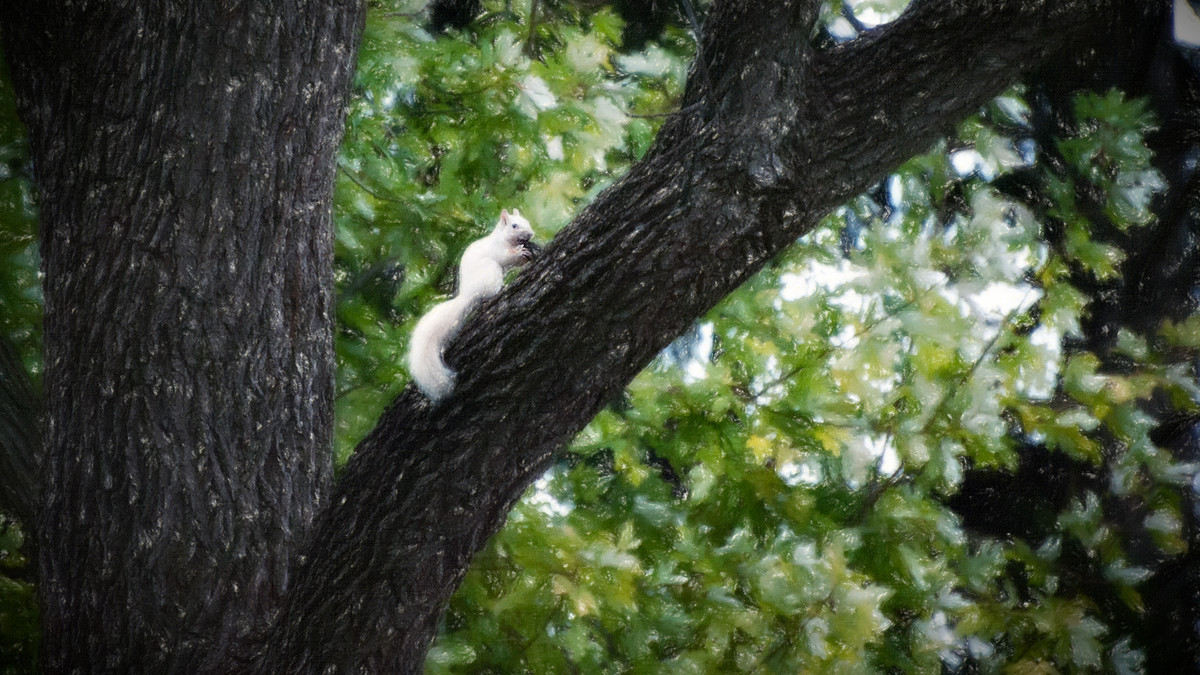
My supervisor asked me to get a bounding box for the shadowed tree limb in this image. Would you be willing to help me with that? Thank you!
[0,335,40,532]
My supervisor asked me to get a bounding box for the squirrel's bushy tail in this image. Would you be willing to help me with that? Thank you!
[408,295,474,402]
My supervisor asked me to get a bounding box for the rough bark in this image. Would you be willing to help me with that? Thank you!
[1,1,363,671]
[260,0,1131,670]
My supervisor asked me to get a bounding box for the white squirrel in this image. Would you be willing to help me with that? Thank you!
[408,209,537,402]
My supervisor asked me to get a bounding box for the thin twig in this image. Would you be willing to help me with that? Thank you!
[679,0,713,97]
[754,294,919,398]
[912,279,1044,439]
[625,100,707,119]
[338,165,406,204]
[524,0,541,59]
[839,1,869,34]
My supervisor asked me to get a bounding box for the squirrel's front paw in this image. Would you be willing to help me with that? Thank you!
[519,240,541,262]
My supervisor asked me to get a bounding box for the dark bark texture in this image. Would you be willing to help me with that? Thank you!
[1,0,363,671]
[2,0,1194,671]
[259,0,1140,671]
[0,335,39,531]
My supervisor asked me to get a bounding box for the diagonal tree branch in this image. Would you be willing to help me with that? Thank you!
[262,0,1132,670]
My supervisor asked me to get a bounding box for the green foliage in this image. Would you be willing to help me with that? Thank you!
[380,20,1188,675]
[0,53,40,378]
[332,0,689,463]
[0,52,39,674]
[0,518,36,675]
[1050,90,1164,282]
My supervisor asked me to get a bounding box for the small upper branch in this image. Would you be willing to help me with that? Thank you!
[803,0,1122,204]
[691,0,821,100]
[658,0,822,153]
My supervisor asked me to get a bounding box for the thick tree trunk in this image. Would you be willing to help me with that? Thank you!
[1,1,363,670]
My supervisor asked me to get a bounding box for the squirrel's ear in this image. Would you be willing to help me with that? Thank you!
[513,209,521,218]
[499,209,510,226]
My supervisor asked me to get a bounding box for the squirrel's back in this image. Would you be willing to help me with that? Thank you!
[407,209,536,402]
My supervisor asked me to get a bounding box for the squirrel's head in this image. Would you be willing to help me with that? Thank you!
[497,208,534,243]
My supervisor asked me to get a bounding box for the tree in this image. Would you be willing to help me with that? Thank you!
[0,1,364,671]
[0,0,1197,672]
